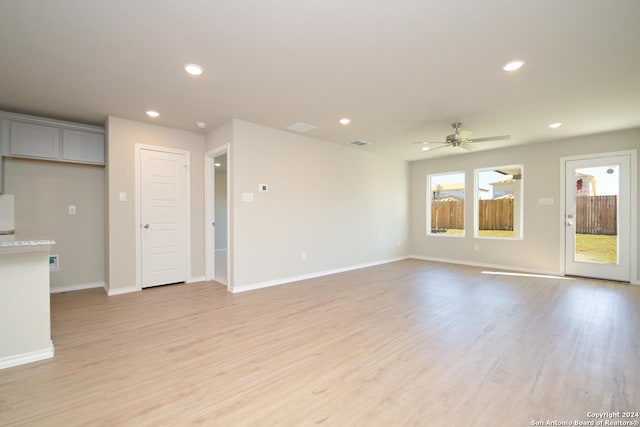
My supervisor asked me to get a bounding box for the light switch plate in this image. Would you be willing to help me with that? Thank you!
[259,184,268,192]
[68,205,76,215]
[242,192,254,202]
[538,197,554,205]
[119,192,127,202]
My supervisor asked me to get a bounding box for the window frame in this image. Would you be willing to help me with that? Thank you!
[474,164,524,240]
[426,171,466,238]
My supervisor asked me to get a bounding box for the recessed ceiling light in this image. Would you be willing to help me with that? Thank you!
[184,63,204,76]
[146,110,160,118]
[548,122,562,129]
[503,60,525,72]
[196,121,206,129]
[339,118,351,125]
[421,146,431,152]
[214,162,221,167]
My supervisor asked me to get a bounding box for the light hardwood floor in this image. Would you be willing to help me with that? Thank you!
[1,259,639,426]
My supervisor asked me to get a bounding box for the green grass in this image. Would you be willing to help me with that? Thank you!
[431,228,464,235]
[431,229,515,237]
[575,233,617,264]
[477,230,516,238]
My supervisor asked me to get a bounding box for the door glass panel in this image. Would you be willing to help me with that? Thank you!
[573,165,618,264]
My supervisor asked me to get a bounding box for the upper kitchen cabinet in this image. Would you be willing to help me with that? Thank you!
[0,111,105,166]
[10,121,60,160]
[62,129,104,164]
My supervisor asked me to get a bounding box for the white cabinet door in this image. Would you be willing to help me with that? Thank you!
[62,129,105,164]
[10,121,60,160]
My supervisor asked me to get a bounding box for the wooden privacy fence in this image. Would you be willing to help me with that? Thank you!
[431,198,514,231]
[575,195,617,235]
[478,198,513,231]
[431,199,464,230]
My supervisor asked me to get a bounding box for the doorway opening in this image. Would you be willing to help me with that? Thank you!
[205,145,231,290]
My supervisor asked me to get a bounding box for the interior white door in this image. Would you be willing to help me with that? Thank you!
[564,155,631,281]
[140,149,188,288]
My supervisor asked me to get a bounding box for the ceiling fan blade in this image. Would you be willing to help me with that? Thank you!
[467,135,510,143]
[423,144,451,153]
[459,130,473,141]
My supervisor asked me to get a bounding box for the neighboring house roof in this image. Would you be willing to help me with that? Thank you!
[490,177,521,185]
[431,182,489,193]
[431,182,464,191]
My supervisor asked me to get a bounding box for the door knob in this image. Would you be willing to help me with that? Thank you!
[567,221,574,226]
[143,224,150,229]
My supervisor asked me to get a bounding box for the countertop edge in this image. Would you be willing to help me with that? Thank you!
[0,240,56,254]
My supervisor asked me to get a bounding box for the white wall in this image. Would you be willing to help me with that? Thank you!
[228,120,408,290]
[5,158,105,291]
[106,117,205,292]
[409,127,640,282]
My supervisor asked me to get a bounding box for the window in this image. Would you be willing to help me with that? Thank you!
[427,172,465,236]
[475,165,523,239]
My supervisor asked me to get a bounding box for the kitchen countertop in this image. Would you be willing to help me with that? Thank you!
[0,240,56,254]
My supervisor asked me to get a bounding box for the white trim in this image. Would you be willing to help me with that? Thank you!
[559,149,637,283]
[410,255,562,277]
[232,256,409,293]
[0,342,54,370]
[50,282,104,294]
[187,275,206,283]
[204,144,232,292]
[135,144,191,291]
[107,286,140,296]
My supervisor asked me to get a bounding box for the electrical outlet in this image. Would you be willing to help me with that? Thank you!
[68,205,76,215]
[474,243,480,251]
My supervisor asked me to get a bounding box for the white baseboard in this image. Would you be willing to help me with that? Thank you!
[409,255,562,277]
[232,256,409,293]
[107,286,140,296]
[187,275,206,283]
[0,342,54,370]
[50,282,105,294]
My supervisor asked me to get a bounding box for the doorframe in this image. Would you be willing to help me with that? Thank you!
[204,144,232,291]
[134,144,192,291]
[559,149,637,284]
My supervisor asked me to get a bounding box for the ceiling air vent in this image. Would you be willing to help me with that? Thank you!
[350,140,370,146]
[286,122,317,133]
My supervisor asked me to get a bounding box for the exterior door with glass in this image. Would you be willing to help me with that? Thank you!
[564,154,631,282]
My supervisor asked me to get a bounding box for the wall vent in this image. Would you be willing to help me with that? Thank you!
[350,140,370,146]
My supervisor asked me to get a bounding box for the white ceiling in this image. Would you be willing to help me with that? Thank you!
[0,0,638,161]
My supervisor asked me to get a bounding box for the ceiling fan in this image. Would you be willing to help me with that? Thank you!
[413,123,510,152]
